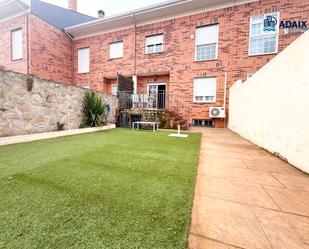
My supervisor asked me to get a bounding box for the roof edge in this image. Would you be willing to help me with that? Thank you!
[65,0,258,33]
[65,0,193,31]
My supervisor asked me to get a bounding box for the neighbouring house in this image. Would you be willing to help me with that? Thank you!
[0,0,308,128]
[0,0,95,83]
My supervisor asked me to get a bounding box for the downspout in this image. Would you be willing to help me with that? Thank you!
[131,13,137,94]
[131,12,137,74]
[223,72,227,128]
[26,12,29,75]
[223,0,237,128]
[64,30,74,85]
[64,29,74,129]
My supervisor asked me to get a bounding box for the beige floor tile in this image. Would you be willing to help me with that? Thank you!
[265,186,309,216]
[216,151,254,161]
[232,167,284,187]
[198,164,235,178]
[188,235,230,249]
[190,196,271,249]
[245,158,304,176]
[195,175,279,210]
[272,173,309,191]
[190,128,309,249]
[214,158,248,169]
[253,207,309,249]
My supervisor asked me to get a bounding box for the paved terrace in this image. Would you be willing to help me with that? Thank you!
[188,128,309,249]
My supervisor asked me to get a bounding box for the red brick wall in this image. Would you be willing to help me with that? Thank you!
[28,14,73,83]
[0,14,28,74]
[136,75,170,93]
[72,0,309,126]
[0,13,73,84]
[73,28,135,91]
[1,0,308,126]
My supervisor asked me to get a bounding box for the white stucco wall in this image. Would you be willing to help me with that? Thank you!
[229,31,309,173]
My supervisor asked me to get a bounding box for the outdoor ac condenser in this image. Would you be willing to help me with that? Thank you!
[209,107,225,118]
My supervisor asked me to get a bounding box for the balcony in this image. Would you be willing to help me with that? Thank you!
[118,91,166,110]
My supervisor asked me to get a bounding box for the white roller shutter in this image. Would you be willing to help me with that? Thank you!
[195,25,218,45]
[109,41,123,59]
[78,47,90,73]
[11,28,23,60]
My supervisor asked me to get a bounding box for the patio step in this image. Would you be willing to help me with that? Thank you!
[163,110,189,130]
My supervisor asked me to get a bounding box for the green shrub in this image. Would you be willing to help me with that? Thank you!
[57,121,65,131]
[82,91,106,127]
[79,123,89,129]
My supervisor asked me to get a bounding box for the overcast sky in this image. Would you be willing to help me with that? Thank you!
[42,0,167,17]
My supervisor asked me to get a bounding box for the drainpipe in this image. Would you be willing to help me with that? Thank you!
[131,13,137,94]
[64,30,74,85]
[63,30,74,128]
[26,12,29,75]
[223,72,227,128]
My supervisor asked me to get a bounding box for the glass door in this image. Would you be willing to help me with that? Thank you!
[148,84,166,109]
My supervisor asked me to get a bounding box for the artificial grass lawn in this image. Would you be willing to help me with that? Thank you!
[0,128,201,249]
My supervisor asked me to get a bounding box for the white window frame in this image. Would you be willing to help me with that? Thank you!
[111,84,118,95]
[249,12,280,56]
[145,34,163,54]
[78,47,90,74]
[195,24,219,61]
[146,83,167,109]
[109,41,123,59]
[11,28,23,60]
[193,77,217,103]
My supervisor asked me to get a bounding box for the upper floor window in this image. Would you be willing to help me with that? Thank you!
[145,34,163,54]
[78,47,90,74]
[109,41,123,59]
[193,77,217,103]
[195,24,219,61]
[11,28,23,60]
[249,13,279,56]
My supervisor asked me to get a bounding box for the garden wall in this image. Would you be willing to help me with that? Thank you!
[229,31,309,174]
[0,68,117,137]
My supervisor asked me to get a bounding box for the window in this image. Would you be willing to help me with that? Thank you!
[111,84,118,95]
[78,47,90,73]
[195,24,219,61]
[249,13,279,56]
[193,77,217,103]
[11,28,23,60]
[193,120,214,127]
[109,41,123,59]
[145,34,163,54]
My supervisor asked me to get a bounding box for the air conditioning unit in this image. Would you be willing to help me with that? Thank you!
[209,107,225,118]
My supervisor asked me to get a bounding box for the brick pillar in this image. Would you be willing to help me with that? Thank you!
[68,0,77,11]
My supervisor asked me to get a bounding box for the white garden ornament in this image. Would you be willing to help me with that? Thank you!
[168,125,188,138]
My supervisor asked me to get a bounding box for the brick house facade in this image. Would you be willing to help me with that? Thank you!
[0,12,73,83]
[1,0,308,127]
[0,0,94,83]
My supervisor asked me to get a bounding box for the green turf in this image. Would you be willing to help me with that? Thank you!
[0,129,201,249]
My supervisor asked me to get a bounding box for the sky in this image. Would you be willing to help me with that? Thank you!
[42,0,167,17]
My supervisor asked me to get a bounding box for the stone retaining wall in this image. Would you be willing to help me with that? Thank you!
[0,69,118,137]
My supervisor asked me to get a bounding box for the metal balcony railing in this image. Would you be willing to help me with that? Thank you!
[118,91,166,110]
[117,90,192,129]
